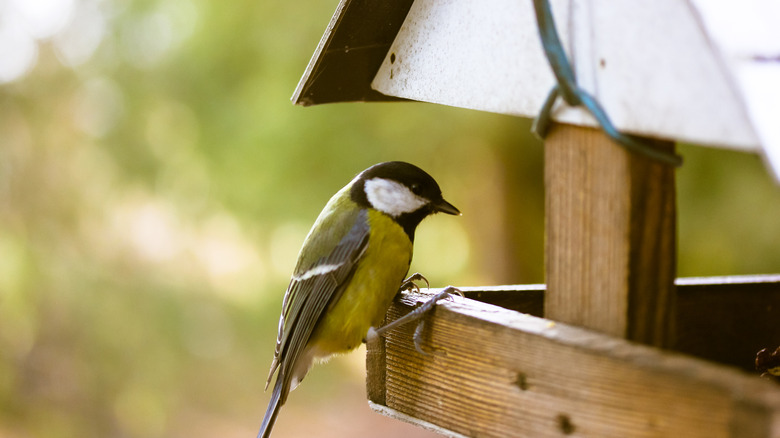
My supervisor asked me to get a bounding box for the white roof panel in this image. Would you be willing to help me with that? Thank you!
[371,0,780,179]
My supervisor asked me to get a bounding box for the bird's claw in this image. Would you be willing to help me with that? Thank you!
[413,319,430,355]
[399,272,430,294]
[371,285,461,355]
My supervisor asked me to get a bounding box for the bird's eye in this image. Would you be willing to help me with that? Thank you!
[410,183,421,194]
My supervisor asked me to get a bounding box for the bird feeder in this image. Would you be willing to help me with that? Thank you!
[292,0,780,436]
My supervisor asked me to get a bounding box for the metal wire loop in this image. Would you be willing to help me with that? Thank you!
[531,0,683,167]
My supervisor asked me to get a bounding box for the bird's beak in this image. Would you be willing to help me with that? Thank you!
[434,198,461,216]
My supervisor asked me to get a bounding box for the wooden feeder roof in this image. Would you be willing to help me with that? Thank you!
[292,0,780,182]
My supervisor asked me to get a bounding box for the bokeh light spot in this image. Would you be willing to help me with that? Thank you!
[71,76,124,138]
[53,0,107,67]
[0,19,38,83]
[411,219,470,283]
[12,0,75,39]
[113,385,168,438]
[268,223,309,280]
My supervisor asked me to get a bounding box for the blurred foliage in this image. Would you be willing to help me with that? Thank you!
[0,0,779,437]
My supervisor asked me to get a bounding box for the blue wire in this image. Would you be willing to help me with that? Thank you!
[531,0,683,167]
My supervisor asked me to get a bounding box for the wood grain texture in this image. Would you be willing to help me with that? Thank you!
[673,276,780,371]
[368,291,780,438]
[544,124,677,346]
[460,285,545,316]
[429,278,780,372]
[366,334,387,405]
[291,0,414,106]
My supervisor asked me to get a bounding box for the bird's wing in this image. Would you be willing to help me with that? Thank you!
[266,207,370,395]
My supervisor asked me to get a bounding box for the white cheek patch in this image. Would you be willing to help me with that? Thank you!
[364,178,427,217]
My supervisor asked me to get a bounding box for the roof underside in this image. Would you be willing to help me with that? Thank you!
[291,0,413,106]
[292,0,780,182]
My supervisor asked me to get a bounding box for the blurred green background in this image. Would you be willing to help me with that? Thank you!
[1,0,779,437]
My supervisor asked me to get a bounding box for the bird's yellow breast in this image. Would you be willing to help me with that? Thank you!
[307,210,412,355]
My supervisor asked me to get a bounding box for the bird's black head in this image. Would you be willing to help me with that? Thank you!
[350,161,460,241]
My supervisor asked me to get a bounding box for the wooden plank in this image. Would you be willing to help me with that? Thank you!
[460,285,545,316]
[544,124,677,347]
[369,403,469,438]
[291,0,414,106]
[367,291,780,438]
[366,284,546,407]
[673,275,780,372]
[625,135,678,345]
[449,277,780,371]
[366,333,387,406]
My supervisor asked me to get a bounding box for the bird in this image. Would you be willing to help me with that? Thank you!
[259,161,460,438]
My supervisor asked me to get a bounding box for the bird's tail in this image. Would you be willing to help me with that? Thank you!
[258,378,284,438]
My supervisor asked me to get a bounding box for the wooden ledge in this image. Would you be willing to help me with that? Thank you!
[367,278,780,438]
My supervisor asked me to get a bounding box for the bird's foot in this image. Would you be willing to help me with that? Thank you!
[370,286,462,356]
[399,272,430,294]
[412,286,462,355]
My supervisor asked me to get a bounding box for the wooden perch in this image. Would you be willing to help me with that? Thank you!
[367,281,780,438]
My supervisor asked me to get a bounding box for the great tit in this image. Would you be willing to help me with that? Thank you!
[259,161,460,438]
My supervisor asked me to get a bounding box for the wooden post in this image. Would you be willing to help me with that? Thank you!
[544,124,677,347]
